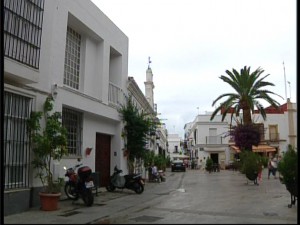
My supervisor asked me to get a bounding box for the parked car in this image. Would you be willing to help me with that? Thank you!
[171,160,186,172]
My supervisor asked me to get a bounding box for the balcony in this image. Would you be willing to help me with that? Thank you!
[205,136,224,145]
[108,82,125,107]
[269,132,280,142]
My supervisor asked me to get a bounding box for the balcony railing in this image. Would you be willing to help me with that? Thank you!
[269,132,280,142]
[205,136,223,145]
[108,82,125,107]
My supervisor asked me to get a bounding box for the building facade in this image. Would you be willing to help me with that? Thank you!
[4,0,129,215]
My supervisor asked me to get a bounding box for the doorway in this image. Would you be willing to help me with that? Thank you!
[210,153,219,164]
[95,133,111,187]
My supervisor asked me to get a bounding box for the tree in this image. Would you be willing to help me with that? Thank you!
[27,96,68,193]
[210,66,283,125]
[119,96,157,168]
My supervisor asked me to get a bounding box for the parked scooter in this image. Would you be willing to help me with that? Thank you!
[106,165,145,194]
[64,162,94,206]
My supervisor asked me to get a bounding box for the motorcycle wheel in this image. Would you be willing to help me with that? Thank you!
[82,189,94,206]
[106,183,116,192]
[134,182,144,194]
[64,182,79,200]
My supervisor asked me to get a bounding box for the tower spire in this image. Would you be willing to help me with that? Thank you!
[148,56,152,69]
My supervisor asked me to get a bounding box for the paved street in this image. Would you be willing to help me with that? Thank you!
[4,168,297,224]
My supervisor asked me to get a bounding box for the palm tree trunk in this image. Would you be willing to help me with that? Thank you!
[243,108,252,125]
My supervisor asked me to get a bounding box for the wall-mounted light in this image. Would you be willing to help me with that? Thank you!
[51,83,58,98]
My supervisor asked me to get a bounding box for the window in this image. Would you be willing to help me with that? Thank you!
[254,123,265,142]
[4,0,45,68]
[62,107,83,156]
[174,146,178,153]
[269,125,279,141]
[64,26,81,90]
[208,128,217,144]
[4,92,32,189]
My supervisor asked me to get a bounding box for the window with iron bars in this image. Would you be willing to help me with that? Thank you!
[3,0,45,69]
[63,26,81,90]
[62,107,83,156]
[4,91,32,190]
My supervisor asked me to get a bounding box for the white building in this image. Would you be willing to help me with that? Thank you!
[185,112,231,169]
[4,0,128,215]
[167,134,188,161]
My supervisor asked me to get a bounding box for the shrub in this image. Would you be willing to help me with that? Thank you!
[205,158,213,172]
[278,145,297,185]
[239,151,262,181]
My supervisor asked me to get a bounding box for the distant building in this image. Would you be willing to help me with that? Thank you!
[167,134,188,161]
[184,99,297,170]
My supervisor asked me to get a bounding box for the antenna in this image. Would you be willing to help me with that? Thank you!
[287,81,291,100]
[283,61,287,101]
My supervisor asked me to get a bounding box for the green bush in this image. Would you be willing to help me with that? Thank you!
[278,145,297,185]
[239,151,262,181]
[205,158,213,172]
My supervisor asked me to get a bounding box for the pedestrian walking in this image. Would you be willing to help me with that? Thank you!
[268,155,278,179]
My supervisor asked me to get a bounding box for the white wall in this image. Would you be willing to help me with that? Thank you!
[5,0,130,187]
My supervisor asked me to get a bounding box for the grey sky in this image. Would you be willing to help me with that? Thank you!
[91,0,297,138]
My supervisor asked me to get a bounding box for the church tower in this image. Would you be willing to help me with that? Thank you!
[144,57,155,110]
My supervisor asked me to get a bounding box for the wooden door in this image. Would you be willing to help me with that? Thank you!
[95,133,111,187]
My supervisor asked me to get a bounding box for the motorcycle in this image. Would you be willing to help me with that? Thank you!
[64,162,94,206]
[106,165,145,194]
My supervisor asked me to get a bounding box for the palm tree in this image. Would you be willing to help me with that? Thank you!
[210,66,283,125]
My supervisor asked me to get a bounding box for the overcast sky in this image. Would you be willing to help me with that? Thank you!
[91,0,297,138]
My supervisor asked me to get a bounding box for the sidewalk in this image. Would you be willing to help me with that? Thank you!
[3,174,164,224]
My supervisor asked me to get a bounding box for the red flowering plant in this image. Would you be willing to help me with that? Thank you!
[231,124,260,151]
[230,124,261,184]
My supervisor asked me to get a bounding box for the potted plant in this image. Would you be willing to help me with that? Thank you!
[27,96,68,211]
[278,145,298,208]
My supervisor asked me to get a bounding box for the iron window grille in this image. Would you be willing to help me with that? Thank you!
[63,26,81,90]
[62,107,83,156]
[4,91,32,190]
[3,0,45,69]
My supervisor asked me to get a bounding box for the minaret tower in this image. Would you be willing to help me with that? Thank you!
[144,57,155,109]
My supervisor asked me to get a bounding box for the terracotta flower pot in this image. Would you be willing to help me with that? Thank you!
[39,192,61,211]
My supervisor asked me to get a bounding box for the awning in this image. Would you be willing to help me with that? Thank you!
[230,145,276,153]
[172,154,190,159]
